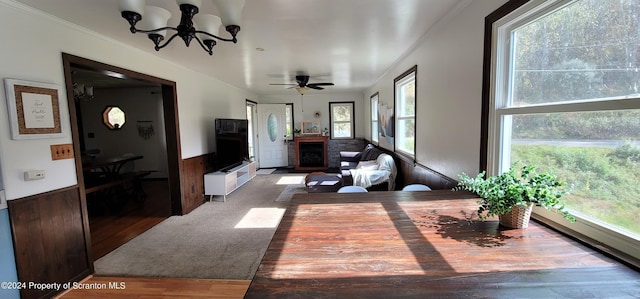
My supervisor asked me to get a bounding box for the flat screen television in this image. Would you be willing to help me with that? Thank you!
[215,118,249,172]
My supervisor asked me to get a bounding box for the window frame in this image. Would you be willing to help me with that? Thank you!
[102,105,125,130]
[370,92,379,144]
[285,103,294,140]
[483,0,640,263]
[329,101,355,139]
[394,65,417,158]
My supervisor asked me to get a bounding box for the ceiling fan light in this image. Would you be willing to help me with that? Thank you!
[139,6,172,37]
[118,0,145,14]
[211,0,245,27]
[176,0,202,9]
[296,87,310,95]
[194,14,222,40]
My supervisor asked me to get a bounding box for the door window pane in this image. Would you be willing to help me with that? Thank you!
[267,113,278,142]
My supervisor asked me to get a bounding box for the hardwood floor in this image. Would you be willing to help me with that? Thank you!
[56,276,250,299]
[88,179,172,260]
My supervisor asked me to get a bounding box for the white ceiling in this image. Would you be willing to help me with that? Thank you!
[15,0,462,95]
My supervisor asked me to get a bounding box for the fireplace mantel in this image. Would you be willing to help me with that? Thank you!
[294,136,329,171]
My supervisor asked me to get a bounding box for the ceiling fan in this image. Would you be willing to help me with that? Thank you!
[270,75,334,94]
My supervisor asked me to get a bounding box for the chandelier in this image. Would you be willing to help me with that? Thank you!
[73,83,94,101]
[118,0,245,55]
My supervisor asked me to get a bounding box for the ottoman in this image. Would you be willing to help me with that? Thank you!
[305,173,344,193]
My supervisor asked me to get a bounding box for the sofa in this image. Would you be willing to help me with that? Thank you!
[340,144,397,191]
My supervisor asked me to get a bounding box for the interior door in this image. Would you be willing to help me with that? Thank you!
[257,104,288,168]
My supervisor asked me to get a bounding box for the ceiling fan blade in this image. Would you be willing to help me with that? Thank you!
[269,83,297,86]
[308,82,334,87]
[308,86,324,90]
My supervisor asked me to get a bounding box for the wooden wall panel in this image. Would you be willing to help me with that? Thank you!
[398,159,458,190]
[180,153,215,215]
[8,186,91,299]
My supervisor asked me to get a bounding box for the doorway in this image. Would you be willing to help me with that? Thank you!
[62,53,183,261]
[257,104,289,168]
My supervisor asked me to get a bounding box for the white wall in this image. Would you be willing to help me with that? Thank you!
[364,0,508,179]
[259,92,366,138]
[0,1,256,200]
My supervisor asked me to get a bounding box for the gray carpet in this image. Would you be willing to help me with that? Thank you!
[94,173,306,280]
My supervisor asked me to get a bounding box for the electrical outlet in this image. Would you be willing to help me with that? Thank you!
[51,144,74,160]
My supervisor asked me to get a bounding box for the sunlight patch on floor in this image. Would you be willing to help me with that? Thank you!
[235,208,286,228]
[276,175,305,185]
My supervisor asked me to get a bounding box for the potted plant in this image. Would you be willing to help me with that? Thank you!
[456,163,575,228]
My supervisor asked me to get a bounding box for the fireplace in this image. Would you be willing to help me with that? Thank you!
[294,136,329,171]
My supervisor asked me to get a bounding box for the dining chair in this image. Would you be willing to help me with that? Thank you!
[402,184,432,191]
[337,186,369,193]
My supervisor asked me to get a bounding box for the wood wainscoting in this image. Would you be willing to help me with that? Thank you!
[180,153,215,214]
[8,186,91,299]
[396,157,458,190]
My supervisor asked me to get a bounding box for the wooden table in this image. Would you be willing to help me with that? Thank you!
[82,154,143,175]
[245,190,640,298]
[82,154,147,196]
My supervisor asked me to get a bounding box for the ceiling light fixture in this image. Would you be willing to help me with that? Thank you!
[296,87,309,112]
[73,83,94,101]
[118,0,245,55]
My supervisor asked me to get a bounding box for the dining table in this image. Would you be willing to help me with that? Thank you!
[244,190,640,298]
[82,154,143,195]
[82,154,143,176]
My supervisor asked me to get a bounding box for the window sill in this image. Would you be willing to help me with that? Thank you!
[532,208,640,271]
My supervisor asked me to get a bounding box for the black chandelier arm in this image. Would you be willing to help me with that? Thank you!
[151,32,182,51]
[131,26,178,35]
[193,36,215,55]
[193,30,236,43]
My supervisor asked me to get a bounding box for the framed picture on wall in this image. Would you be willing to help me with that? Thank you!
[378,101,394,150]
[4,79,65,139]
[301,121,320,135]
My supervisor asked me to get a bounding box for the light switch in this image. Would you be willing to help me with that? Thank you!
[51,144,74,160]
[24,170,45,181]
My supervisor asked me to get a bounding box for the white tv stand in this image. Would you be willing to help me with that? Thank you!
[204,161,257,202]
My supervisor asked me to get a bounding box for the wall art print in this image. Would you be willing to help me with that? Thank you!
[378,100,394,151]
[4,79,65,139]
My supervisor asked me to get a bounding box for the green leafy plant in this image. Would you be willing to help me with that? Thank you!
[456,163,575,222]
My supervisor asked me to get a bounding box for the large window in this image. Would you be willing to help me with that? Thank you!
[371,92,379,143]
[487,0,640,259]
[395,66,417,157]
[329,102,354,139]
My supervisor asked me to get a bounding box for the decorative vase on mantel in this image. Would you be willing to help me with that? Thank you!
[498,203,534,229]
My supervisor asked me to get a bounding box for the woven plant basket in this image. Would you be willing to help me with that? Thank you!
[498,203,534,229]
